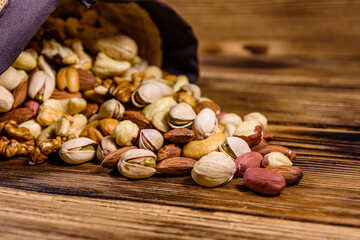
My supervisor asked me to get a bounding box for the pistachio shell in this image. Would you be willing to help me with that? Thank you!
[191,152,235,187]
[219,137,251,160]
[168,102,196,128]
[28,70,55,101]
[192,108,218,140]
[59,137,97,164]
[144,65,163,79]
[131,82,163,107]
[139,129,164,152]
[181,84,201,101]
[118,149,157,179]
[98,98,125,120]
[97,136,119,161]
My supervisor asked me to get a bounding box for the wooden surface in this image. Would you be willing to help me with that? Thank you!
[0,53,360,239]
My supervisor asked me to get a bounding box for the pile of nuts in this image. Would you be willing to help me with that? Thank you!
[0,11,303,196]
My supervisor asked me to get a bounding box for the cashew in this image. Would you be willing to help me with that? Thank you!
[42,98,87,115]
[41,39,79,65]
[0,67,21,90]
[182,132,226,160]
[92,52,131,78]
[19,119,42,139]
[12,49,37,71]
[36,118,71,144]
[68,114,88,136]
[71,39,92,70]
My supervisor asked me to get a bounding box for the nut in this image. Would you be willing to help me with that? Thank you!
[174,92,195,107]
[0,107,36,124]
[131,82,167,108]
[180,84,201,101]
[18,119,42,139]
[168,102,196,128]
[12,50,37,71]
[81,103,99,118]
[37,118,70,145]
[156,157,196,175]
[223,123,237,137]
[138,129,164,152]
[101,146,137,169]
[68,114,88,136]
[194,101,221,115]
[71,39,92,70]
[192,108,218,140]
[233,120,262,147]
[152,111,170,133]
[142,97,177,121]
[173,75,189,93]
[28,70,55,101]
[0,67,21,91]
[57,67,80,92]
[96,99,125,121]
[218,113,242,126]
[262,152,293,168]
[42,98,87,116]
[144,65,163,79]
[251,145,296,161]
[267,166,303,185]
[83,89,109,104]
[191,152,235,187]
[59,137,97,164]
[117,148,157,179]
[41,39,79,65]
[157,144,182,162]
[96,135,119,161]
[183,132,226,160]
[123,111,152,129]
[243,168,286,195]
[234,152,263,177]
[95,35,138,61]
[113,120,139,147]
[164,128,195,144]
[12,80,29,109]
[263,129,274,139]
[219,137,251,160]
[50,89,83,99]
[36,105,65,126]
[92,52,131,78]
[79,121,103,143]
[244,112,268,129]
[0,85,14,112]
[24,100,40,115]
[77,68,99,91]
[98,118,119,136]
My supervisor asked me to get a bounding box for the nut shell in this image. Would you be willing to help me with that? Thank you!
[139,129,164,152]
[59,137,97,164]
[118,149,157,179]
[219,137,251,160]
[233,120,262,147]
[192,108,218,140]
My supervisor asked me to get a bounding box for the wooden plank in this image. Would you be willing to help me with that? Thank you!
[163,0,360,57]
[0,187,359,240]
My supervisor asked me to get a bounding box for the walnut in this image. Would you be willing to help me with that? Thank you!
[107,72,144,103]
[29,135,76,165]
[0,120,35,158]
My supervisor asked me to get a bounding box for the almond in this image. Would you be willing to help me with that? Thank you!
[12,80,28,109]
[243,168,286,195]
[157,144,182,162]
[164,128,195,144]
[267,166,303,185]
[0,107,36,124]
[156,157,196,175]
[194,101,221,115]
[77,69,100,91]
[101,146,137,169]
[81,102,99,118]
[123,111,152,129]
[50,88,83,99]
[234,152,263,177]
[251,144,296,161]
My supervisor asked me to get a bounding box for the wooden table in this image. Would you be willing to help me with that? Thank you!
[0,53,359,239]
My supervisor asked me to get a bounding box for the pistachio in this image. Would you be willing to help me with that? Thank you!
[144,65,163,79]
[191,152,236,187]
[192,108,218,140]
[28,70,55,102]
[96,35,138,61]
[262,152,293,168]
[173,75,189,93]
[0,67,21,91]
[37,55,55,79]
[223,123,237,137]
[219,137,251,160]
[180,84,201,101]
[142,97,177,121]
[96,99,125,120]
[117,149,157,179]
[139,129,164,152]
[59,137,97,164]
[97,136,119,161]
[131,82,166,108]
[18,119,42,139]
[12,50,37,71]
[244,112,268,129]
[0,86,14,112]
[183,132,226,160]
[113,120,139,147]
[168,102,196,128]
[92,52,131,78]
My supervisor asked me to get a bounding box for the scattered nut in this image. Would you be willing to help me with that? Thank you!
[233,120,262,147]
[267,166,304,185]
[251,145,297,161]
[262,152,293,168]
[243,168,286,195]
[164,128,195,144]
[234,152,263,177]
[156,157,196,175]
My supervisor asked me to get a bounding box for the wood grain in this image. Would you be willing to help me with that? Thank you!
[1,52,360,238]
[163,0,360,57]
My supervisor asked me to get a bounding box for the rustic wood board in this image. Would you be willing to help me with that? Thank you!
[0,54,360,239]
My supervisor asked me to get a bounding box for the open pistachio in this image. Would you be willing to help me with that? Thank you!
[139,129,164,152]
[97,99,125,120]
[37,55,55,79]
[191,152,236,187]
[97,135,119,161]
[168,102,196,128]
[113,120,139,147]
[28,70,55,101]
[117,149,157,179]
[0,86,14,112]
[59,137,97,164]
[18,119,42,139]
[192,108,218,140]
[219,137,251,160]
[131,82,165,108]
[92,52,131,78]
[180,84,201,101]
[0,67,21,91]
[142,97,177,121]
